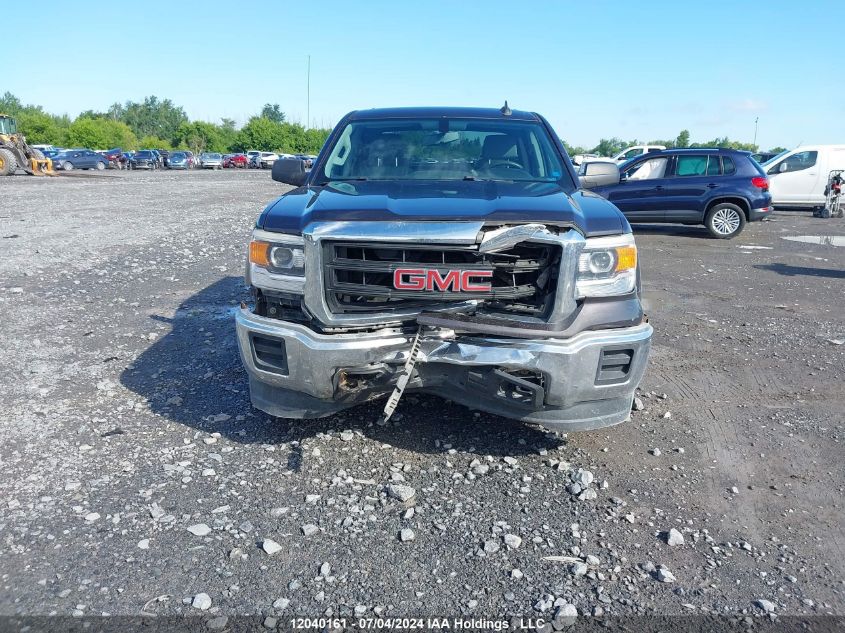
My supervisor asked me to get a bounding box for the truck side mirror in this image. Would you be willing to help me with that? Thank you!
[579,162,621,189]
[272,158,309,186]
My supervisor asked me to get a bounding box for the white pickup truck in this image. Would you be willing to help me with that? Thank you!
[761,145,845,209]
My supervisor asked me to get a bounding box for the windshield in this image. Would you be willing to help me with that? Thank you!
[318,118,569,185]
[761,150,789,167]
[171,152,185,159]
[136,151,153,158]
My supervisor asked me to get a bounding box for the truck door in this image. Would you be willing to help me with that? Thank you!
[766,150,822,206]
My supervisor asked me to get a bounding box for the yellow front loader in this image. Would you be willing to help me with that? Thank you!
[0,114,54,176]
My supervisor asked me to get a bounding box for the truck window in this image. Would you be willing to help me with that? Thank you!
[318,118,569,186]
[770,151,818,174]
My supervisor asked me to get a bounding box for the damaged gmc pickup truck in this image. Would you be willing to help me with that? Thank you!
[236,106,652,431]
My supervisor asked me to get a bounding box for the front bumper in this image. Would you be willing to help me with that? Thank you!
[235,308,652,432]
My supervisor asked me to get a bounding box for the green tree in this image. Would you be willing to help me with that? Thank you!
[674,129,690,148]
[233,116,287,152]
[0,91,23,115]
[173,121,224,154]
[16,111,63,145]
[64,118,137,149]
[121,96,188,141]
[260,103,286,123]
[591,137,630,157]
[767,146,787,154]
[218,118,238,152]
[137,134,171,150]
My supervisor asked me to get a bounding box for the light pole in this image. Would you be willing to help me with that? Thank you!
[306,55,311,130]
[753,117,759,149]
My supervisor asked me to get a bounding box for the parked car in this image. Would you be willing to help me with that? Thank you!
[258,152,279,168]
[51,149,108,171]
[224,153,248,168]
[167,151,190,169]
[199,152,224,169]
[751,151,782,165]
[611,145,666,163]
[760,145,845,210]
[246,150,260,167]
[571,153,599,166]
[580,148,772,238]
[102,148,123,169]
[129,150,159,170]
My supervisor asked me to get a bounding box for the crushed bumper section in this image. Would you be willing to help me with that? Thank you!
[236,308,652,432]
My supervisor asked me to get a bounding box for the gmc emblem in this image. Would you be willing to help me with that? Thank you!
[393,268,493,292]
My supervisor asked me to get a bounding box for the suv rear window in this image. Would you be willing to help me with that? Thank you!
[722,156,736,175]
[675,155,726,177]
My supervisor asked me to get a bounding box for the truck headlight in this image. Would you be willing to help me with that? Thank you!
[575,234,638,298]
[249,237,305,276]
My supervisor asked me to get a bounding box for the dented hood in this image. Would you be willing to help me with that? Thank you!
[257,180,627,237]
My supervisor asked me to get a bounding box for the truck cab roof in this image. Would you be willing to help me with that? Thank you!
[347,106,541,122]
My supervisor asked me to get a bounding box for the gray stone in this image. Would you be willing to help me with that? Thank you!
[657,567,676,583]
[400,528,415,542]
[484,539,500,553]
[262,539,283,555]
[207,616,228,630]
[666,528,685,546]
[632,397,645,411]
[754,599,776,614]
[574,469,594,486]
[192,593,212,610]
[272,598,290,610]
[301,524,319,536]
[570,562,588,576]
[340,430,354,442]
[320,562,331,577]
[387,484,416,502]
[554,603,578,627]
[187,523,211,536]
[504,534,522,550]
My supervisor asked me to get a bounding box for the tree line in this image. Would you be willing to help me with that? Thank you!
[0,92,331,155]
[3,92,786,158]
[563,129,785,158]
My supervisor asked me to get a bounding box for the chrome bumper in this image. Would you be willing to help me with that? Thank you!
[236,308,652,432]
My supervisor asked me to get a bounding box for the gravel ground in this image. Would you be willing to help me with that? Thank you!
[0,170,843,625]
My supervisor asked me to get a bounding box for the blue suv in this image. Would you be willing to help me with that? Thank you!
[580,149,772,238]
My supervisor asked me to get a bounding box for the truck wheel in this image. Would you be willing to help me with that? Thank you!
[705,203,745,239]
[0,148,16,176]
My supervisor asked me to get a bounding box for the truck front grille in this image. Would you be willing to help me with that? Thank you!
[322,241,560,317]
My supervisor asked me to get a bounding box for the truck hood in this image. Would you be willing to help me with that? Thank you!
[257,180,626,236]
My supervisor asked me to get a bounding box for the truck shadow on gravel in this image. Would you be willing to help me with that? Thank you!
[120,277,565,461]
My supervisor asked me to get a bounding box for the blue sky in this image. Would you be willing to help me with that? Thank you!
[6,1,842,150]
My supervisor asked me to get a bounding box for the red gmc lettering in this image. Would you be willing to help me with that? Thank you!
[393,268,493,292]
[461,270,493,291]
[393,268,426,290]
